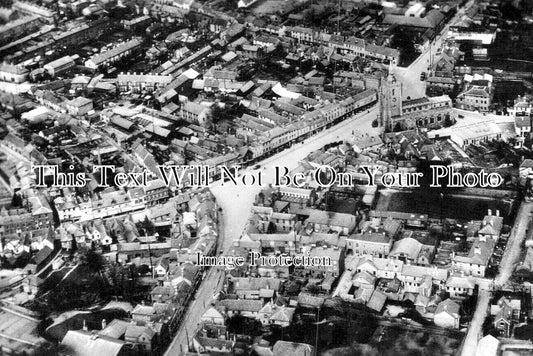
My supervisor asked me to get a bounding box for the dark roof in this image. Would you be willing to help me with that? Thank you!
[32,246,53,265]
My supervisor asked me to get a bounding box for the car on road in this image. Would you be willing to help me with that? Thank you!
[420,72,427,81]
[253,164,261,169]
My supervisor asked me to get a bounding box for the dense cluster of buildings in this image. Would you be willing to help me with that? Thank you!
[1,0,533,355]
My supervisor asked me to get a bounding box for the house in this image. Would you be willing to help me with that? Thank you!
[0,63,28,84]
[354,256,404,280]
[302,245,344,278]
[456,85,492,112]
[452,237,495,277]
[520,159,533,182]
[297,293,325,309]
[181,101,211,126]
[426,76,456,96]
[143,179,170,207]
[155,258,170,276]
[61,330,126,356]
[202,306,226,325]
[508,94,533,117]
[31,246,54,273]
[117,73,173,93]
[353,287,373,304]
[400,264,448,294]
[98,319,130,339]
[193,337,235,354]
[389,237,434,265]
[346,230,393,258]
[150,286,176,303]
[65,97,93,117]
[219,299,264,318]
[478,211,503,239]
[230,277,283,300]
[491,296,521,337]
[131,303,170,322]
[258,303,295,327]
[85,39,141,69]
[124,324,156,351]
[493,303,513,337]
[515,115,531,138]
[434,299,460,328]
[352,270,376,290]
[209,18,228,33]
[415,294,441,316]
[445,274,475,297]
[352,135,384,153]
[367,290,387,312]
[475,335,499,356]
[305,209,356,235]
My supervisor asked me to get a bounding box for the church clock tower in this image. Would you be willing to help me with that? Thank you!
[378,63,402,129]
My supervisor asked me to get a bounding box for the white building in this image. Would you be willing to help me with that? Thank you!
[0,63,28,83]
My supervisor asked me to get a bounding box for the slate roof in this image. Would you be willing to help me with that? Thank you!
[62,330,125,356]
[219,299,264,312]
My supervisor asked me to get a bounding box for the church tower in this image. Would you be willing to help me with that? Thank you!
[378,62,402,129]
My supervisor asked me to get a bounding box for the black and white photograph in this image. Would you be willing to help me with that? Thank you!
[0,0,532,355]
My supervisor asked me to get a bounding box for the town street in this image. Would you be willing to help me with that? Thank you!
[460,288,491,356]
[164,105,380,355]
[460,201,533,356]
[165,3,479,351]
[395,0,476,100]
[496,202,533,286]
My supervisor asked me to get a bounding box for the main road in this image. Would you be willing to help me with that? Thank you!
[394,0,476,100]
[460,201,533,356]
[163,105,380,355]
[165,2,479,352]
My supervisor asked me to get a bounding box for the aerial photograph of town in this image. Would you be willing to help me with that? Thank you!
[2,0,533,355]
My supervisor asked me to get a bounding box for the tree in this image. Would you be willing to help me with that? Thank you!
[139,216,155,236]
[267,222,277,234]
[11,193,23,208]
[84,250,104,274]
[138,264,151,276]
[393,122,403,132]
[307,284,321,295]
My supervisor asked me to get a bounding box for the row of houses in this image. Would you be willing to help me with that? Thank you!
[285,27,400,64]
